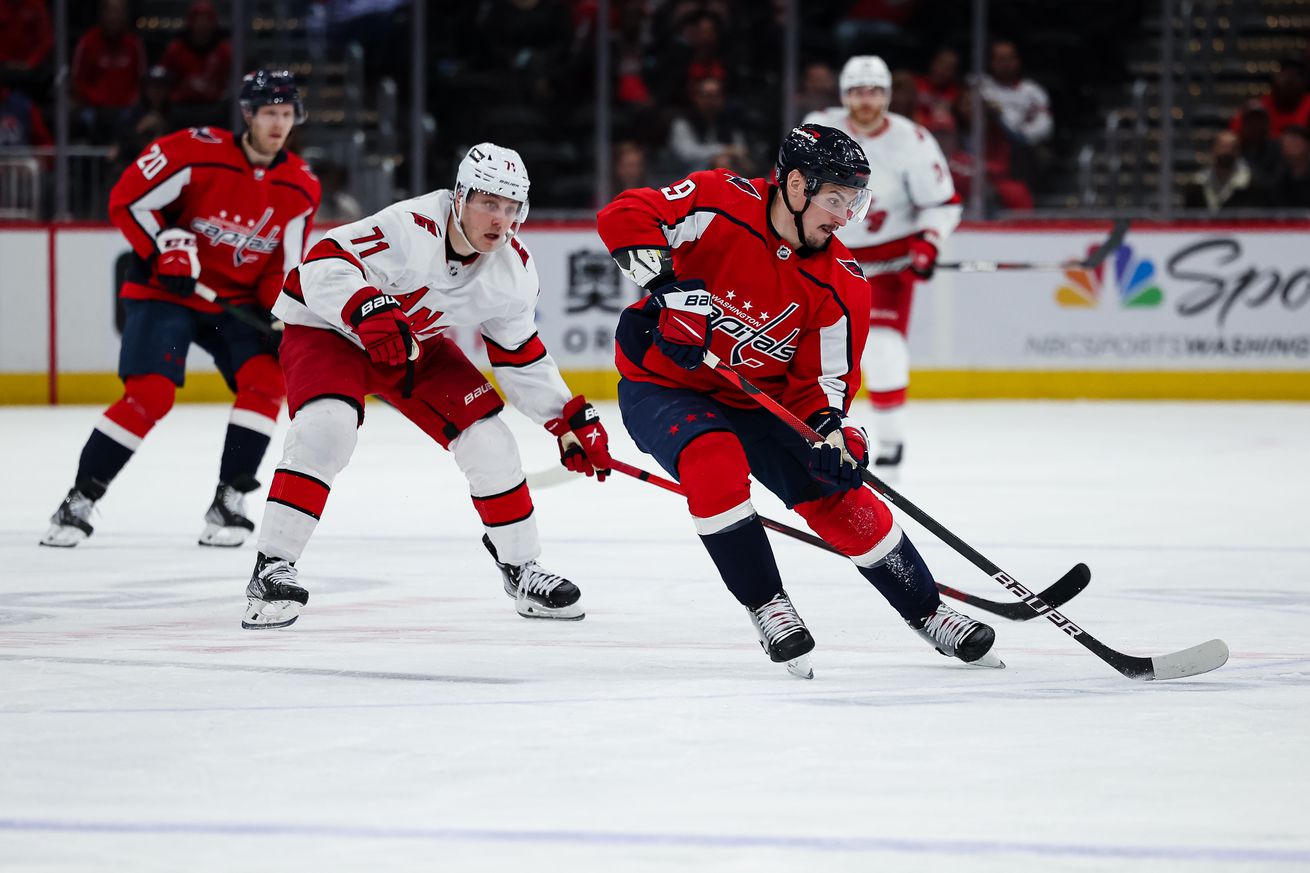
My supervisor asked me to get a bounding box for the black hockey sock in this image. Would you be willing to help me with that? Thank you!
[698,515,785,609]
[74,429,132,494]
[219,423,271,486]
[857,533,942,621]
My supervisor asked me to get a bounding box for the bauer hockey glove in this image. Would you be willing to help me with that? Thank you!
[649,279,713,370]
[545,395,613,481]
[906,231,940,280]
[155,228,200,298]
[343,286,415,367]
[807,408,869,491]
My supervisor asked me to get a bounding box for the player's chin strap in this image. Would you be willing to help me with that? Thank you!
[774,185,825,258]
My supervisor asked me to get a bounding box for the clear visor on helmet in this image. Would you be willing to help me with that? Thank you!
[463,188,528,223]
[807,182,872,224]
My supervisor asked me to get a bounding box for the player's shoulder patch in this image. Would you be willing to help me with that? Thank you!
[837,257,864,279]
[187,126,224,144]
[720,171,763,201]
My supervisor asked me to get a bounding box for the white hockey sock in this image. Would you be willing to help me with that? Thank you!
[452,416,542,566]
[256,399,358,562]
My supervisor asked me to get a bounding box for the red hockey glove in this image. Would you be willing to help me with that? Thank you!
[545,395,613,481]
[155,228,199,298]
[649,279,712,370]
[907,232,940,280]
[806,408,869,491]
[343,286,414,366]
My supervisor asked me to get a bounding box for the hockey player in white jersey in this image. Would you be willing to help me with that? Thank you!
[804,56,962,470]
[240,143,615,629]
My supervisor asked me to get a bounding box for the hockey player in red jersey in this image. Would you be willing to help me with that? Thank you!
[239,142,614,630]
[596,124,999,678]
[805,56,963,471]
[40,70,320,549]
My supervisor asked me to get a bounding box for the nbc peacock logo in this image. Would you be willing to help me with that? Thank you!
[1056,244,1164,309]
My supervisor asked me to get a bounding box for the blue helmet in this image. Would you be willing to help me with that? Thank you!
[239,69,305,123]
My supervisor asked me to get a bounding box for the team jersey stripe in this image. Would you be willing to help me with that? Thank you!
[304,237,366,278]
[127,166,192,243]
[281,266,306,303]
[484,332,547,368]
[470,480,534,527]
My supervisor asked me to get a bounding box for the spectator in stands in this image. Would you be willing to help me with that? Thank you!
[160,0,231,127]
[944,85,1033,212]
[916,47,960,133]
[1183,130,1265,213]
[0,69,53,155]
[612,139,650,193]
[794,60,838,120]
[109,65,173,173]
[1232,59,1310,139]
[1269,125,1310,209]
[654,9,731,107]
[978,39,1052,147]
[72,0,148,144]
[0,0,52,75]
[664,75,752,176]
[1235,102,1284,193]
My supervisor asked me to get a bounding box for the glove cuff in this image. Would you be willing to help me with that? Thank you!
[650,278,707,307]
[806,407,846,438]
[343,286,400,328]
[546,394,595,436]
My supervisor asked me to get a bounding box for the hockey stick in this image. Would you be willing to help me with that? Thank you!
[195,283,421,365]
[598,456,1089,621]
[195,282,282,335]
[703,350,1228,681]
[861,219,1130,276]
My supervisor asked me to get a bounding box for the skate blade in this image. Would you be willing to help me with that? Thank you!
[241,598,302,629]
[199,523,251,548]
[785,653,814,679]
[40,525,87,548]
[965,650,1006,669]
[515,602,585,621]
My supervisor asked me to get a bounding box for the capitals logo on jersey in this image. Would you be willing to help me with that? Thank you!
[190,206,283,266]
[710,292,801,366]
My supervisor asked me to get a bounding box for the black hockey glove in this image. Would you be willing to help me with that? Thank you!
[807,408,869,491]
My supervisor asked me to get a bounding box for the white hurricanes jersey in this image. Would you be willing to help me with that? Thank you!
[274,188,572,425]
[802,108,962,254]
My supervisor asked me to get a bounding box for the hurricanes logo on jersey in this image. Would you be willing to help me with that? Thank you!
[190,207,282,266]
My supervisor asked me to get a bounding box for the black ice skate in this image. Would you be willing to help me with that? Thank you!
[242,552,308,629]
[200,475,259,547]
[40,480,104,548]
[874,441,903,468]
[908,603,1004,668]
[748,592,816,679]
[482,534,584,620]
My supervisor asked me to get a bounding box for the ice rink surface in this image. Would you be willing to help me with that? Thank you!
[1,399,1307,872]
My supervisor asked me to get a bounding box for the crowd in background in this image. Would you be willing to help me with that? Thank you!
[3,0,1310,217]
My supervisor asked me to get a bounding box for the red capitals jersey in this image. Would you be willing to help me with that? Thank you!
[109,126,320,313]
[597,169,870,421]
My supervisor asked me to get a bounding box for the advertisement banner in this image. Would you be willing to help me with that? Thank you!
[2,223,1308,403]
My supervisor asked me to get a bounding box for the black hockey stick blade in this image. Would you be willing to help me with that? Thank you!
[1080,219,1130,269]
[936,563,1090,621]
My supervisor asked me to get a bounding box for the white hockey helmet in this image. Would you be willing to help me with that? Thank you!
[452,143,530,252]
[839,55,892,100]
